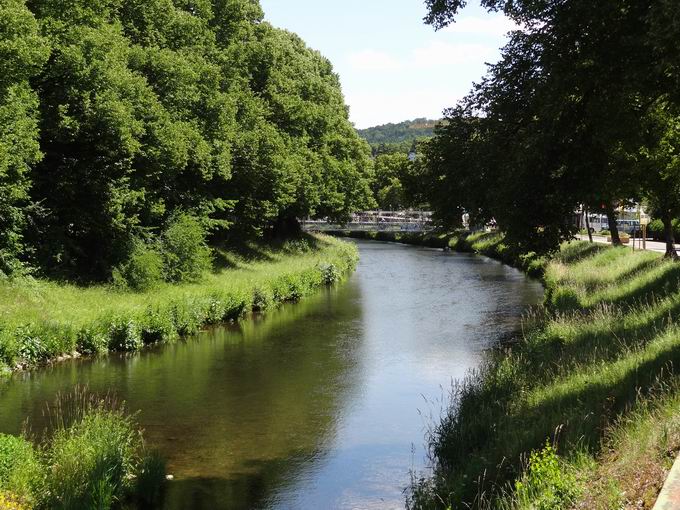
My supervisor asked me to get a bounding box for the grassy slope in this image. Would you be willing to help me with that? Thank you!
[0,234,358,373]
[328,230,680,509]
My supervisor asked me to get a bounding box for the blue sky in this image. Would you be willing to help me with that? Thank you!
[260,1,516,128]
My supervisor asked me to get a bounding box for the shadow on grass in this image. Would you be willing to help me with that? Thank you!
[211,233,329,271]
[432,328,680,507]
[592,262,680,309]
[555,242,607,264]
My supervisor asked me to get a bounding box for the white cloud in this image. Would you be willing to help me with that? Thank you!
[442,15,520,37]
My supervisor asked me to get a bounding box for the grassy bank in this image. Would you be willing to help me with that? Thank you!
[0,389,165,509]
[327,230,680,509]
[399,233,680,509]
[0,234,357,374]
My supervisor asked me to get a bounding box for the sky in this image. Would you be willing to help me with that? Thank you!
[259,1,517,129]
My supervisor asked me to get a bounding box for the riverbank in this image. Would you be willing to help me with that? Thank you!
[0,234,358,374]
[327,230,680,509]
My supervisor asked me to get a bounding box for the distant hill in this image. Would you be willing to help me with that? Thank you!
[357,118,438,146]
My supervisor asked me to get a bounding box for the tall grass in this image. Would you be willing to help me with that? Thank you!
[405,237,680,509]
[0,388,163,509]
[0,234,357,372]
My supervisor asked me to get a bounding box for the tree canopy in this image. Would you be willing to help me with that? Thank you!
[0,0,374,281]
[420,0,680,256]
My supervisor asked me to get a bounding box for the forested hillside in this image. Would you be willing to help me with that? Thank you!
[0,0,374,282]
[357,118,437,147]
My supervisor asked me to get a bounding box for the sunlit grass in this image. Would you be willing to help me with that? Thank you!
[0,234,358,371]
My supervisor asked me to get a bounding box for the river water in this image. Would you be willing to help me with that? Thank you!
[0,240,543,509]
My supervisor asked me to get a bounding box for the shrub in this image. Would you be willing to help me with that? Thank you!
[647,218,680,242]
[319,262,341,285]
[161,214,212,283]
[252,287,273,311]
[15,327,48,365]
[76,325,109,355]
[0,435,43,506]
[513,442,579,510]
[112,242,164,292]
[107,319,142,352]
[139,308,177,345]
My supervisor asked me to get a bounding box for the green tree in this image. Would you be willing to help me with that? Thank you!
[372,153,410,210]
[640,102,680,258]
[422,0,663,253]
[0,0,49,275]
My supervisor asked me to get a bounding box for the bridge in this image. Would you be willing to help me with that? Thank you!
[302,210,434,233]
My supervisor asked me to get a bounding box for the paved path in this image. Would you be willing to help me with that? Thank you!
[653,455,680,510]
[576,235,677,254]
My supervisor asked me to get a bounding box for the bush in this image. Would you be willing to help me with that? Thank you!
[252,287,273,311]
[0,435,43,506]
[319,262,341,285]
[647,218,680,242]
[161,214,212,283]
[112,242,164,291]
[107,319,142,352]
[139,308,177,345]
[513,442,579,510]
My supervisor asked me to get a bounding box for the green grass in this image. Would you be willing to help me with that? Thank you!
[403,237,680,510]
[0,389,163,509]
[0,234,358,372]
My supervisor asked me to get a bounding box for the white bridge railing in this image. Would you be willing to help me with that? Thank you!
[302,211,434,233]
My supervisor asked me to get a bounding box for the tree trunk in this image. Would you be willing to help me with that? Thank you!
[605,203,621,246]
[662,212,678,259]
[584,207,593,243]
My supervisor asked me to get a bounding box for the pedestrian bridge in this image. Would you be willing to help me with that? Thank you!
[302,210,434,233]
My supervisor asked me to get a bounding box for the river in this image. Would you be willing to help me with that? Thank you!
[0,240,543,509]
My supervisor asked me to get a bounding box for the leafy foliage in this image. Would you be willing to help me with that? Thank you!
[0,0,372,282]
[0,0,49,276]
[420,0,680,255]
[161,213,212,284]
[112,241,164,291]
[513,442,579,510]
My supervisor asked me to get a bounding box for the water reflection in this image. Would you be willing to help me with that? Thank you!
[0,240,543,509]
